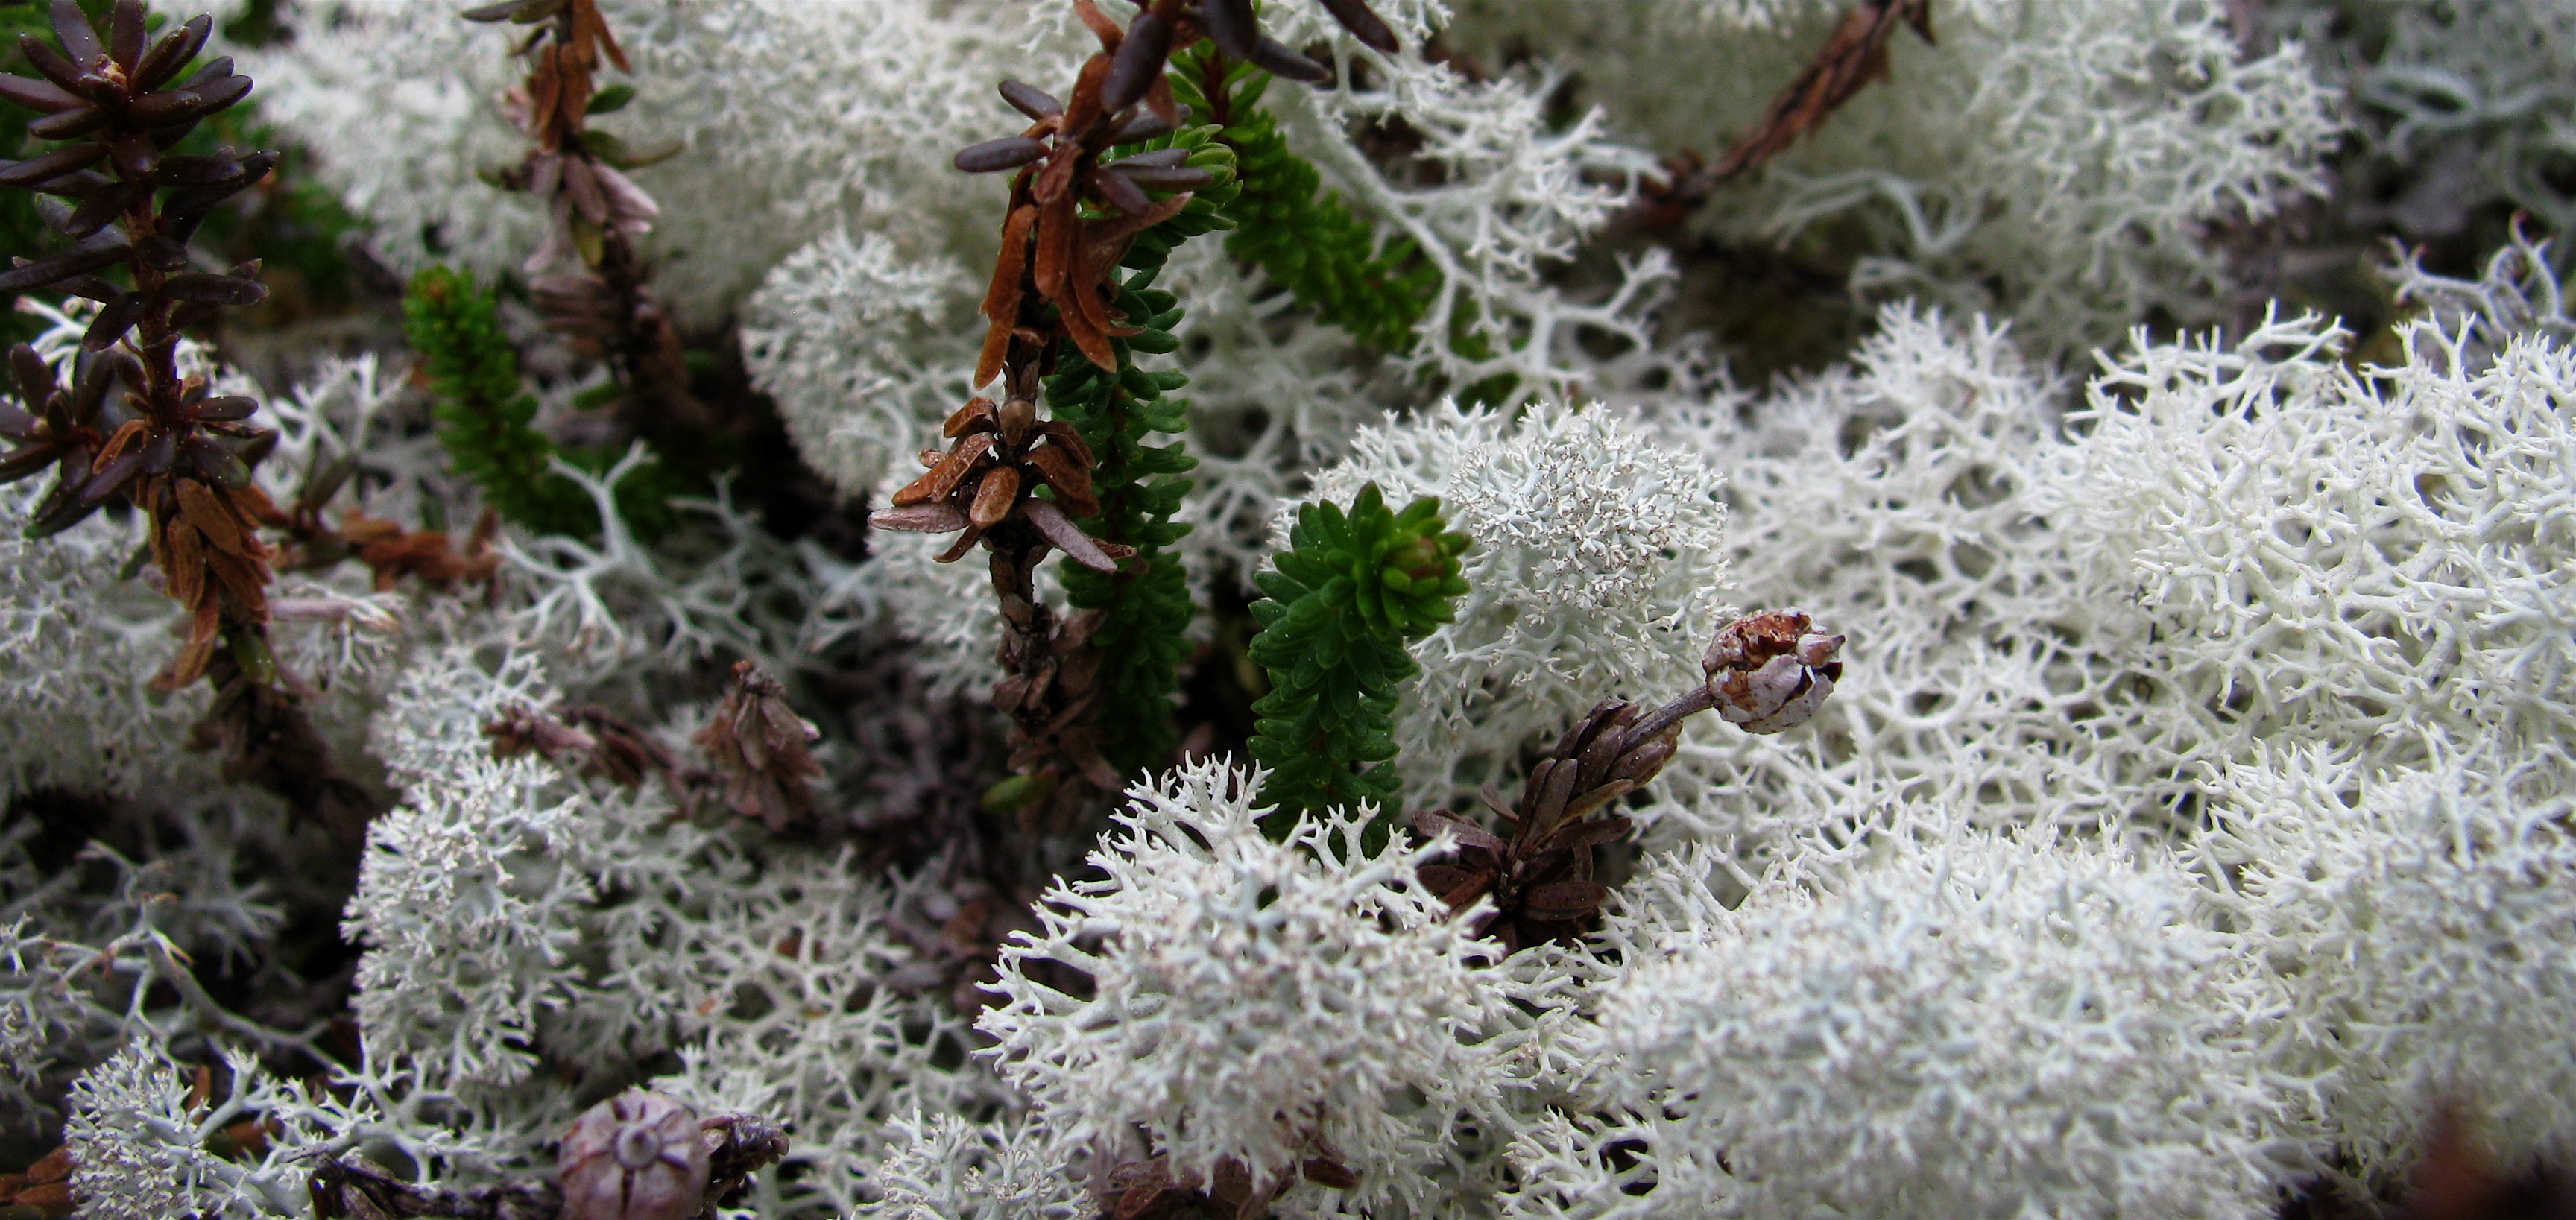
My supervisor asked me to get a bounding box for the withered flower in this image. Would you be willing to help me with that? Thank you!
[1418,610,1844,950]
[871,394,1131,571]
[558,1089,708,1220]
[1702,607,1844,734]
[695,660,824,832]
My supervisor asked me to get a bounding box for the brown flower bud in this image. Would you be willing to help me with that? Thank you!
[695,661,824,832]
[1702,608,1844,734]
[558,1089,709,1220]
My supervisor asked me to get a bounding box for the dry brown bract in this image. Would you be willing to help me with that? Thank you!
[1417,610,1843,950]
[695,660,824,832]
[0,1146,75,1219]
[874,394,1131,572]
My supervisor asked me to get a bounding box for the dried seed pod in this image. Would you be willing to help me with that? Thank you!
[558,1089,710,1220]
[1702,607,1844,734]
[694,661,824,832]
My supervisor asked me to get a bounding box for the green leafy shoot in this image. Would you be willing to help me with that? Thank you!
[1169,41,1436,354]
[402,266,669,539]
[1247,483,1470,832]
[1044,121,1242,777]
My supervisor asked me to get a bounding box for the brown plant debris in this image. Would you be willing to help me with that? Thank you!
[471,0,706,437]
[1101,1150,1357,1220]
[1639,0,1934,215]
[2397,1106,2576,1220]
[695,660,824,832]
[0,1145,76,1219]
[1416,610,1843,951]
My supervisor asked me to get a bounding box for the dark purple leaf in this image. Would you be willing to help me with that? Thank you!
[0,73,83,113]
[80,291,142,350]
[17,34,81,91]
[0,142,106,187]
[79,446,142,504]
[1104,147,1189,170]
[48,0,104,72]
[1102,10,1172,113]
[999,78,1060,120]
[0,237,128,292]
[1202,0,1258,60]
[108,0,145,72]
[25,478,104,537]
[1105,109,1173,144]
[25,104,106,139]
[160,272,264,306]
[56,184,131,238]
[133,16,211,91]
[185,433,249,487]
[11,344,55,412]
[137,425,174,473]
[1107,164,1211,192]
[0,441,60,483]
[1318,0,1400,53]
[954,136,1046,173]
[1090,165,1151,215]
[192,395,254,422]
[71,72,119,109]
[1246,35,1329,83]
[153,153,242,185]
[129,73,249,125]
[134,233,188,271]
[57,274,119,302]
[32,168,109,198]
[110,133,157,179]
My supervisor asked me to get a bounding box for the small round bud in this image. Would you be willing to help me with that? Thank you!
[558,1088,710,1220]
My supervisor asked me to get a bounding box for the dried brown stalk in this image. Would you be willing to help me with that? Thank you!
[1636,0,1934,218]
[471,0,707,437]
[1415,610,1843,950]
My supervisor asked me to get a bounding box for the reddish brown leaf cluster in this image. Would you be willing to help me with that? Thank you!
[877,395,1128,569]
[485,701,678,790]
[694,660,825,833]
[146,467,281,689]
[1102,1151,1357,1220]
[0,1146,75,1219]
[471,0,702,433]
[338,508,501,591]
